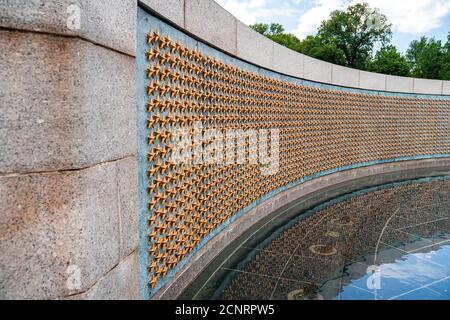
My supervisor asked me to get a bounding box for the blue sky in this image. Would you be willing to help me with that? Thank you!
[215,0,450,53]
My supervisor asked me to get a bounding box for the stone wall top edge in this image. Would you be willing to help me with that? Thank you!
[139,0,449,96]
[0,0,136,56]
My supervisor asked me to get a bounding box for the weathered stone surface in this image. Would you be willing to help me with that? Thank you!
[186,0,237,55]
[237,21,273,70]
[332,64,359,88]
[272,42,303,78]
[359,70,386,91]
[386,75,414,93]
[0,30,136,174]
[444,80,450,95]
[140,0,185,27]
[303,55,332,84]
[68,250,139,300]
[413,78,443,95]
[0,160,128,299]
[0,0,136,56]
[116,157,139,259]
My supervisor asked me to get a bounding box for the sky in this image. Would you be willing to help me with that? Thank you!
[214,0,450,53]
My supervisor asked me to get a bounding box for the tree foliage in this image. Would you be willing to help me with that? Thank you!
[250,6,449,80]
[316,3,391,69]
[406,35,449,80]
[250,23,285,36]
[297,35,346,65]
[368,45,410,76]
[250,23,303,52]
[267,33,303,52]
[441,34,450,80]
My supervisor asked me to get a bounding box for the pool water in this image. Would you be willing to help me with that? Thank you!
[180,176,450,300]
[334,244,450,300]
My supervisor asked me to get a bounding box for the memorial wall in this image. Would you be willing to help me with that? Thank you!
[137,6,450,298]
[1,0,449,300]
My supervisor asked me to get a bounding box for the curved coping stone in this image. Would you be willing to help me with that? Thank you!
[0,0,136,56]
[153,157,450,299]
[139,0,449,95]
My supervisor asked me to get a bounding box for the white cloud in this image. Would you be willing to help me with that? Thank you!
[291,0,450,39]
[291,0,346,39]
[351,0,450,34]
[216,0,450,37]
[215,0,299,25]
[248,0,266,8]
[215,0,266,25]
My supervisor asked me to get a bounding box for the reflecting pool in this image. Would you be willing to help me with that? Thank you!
[181,176,450,300]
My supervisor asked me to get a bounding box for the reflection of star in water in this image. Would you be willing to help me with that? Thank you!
[287,287,324,300]
[330,216,353,226]
[326,231,340,238]
[309,244,338,256]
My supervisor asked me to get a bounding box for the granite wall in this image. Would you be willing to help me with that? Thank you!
[0,0,139,299]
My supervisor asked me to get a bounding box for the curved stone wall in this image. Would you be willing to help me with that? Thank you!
[1,0,449,300]
[137,4,450,298]
[140,0,450,95]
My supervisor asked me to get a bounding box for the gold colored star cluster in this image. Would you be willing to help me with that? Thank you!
[145,30,450,290]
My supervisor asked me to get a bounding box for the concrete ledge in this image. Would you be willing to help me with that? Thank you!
[237,20,273,70]
[303,55,332,84]
[386,75,414,93]
[0,159,137,299]
[140,0,184,27]
[272,42,304,78]
[153,158,450,299]
[413,78,443,95]
[138,0,450,95]
[444,81,450,95]
[0,30,136,173]
[359,70,386,91]
[0,0,136,56]
[186,0,237,55]
[332,64,359,88]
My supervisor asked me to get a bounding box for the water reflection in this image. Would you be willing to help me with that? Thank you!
[336,245,450,300]
[184,177,450,300]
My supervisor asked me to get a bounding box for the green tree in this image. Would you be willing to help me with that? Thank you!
[316,3,392,69]
[269,23,285,36]
[250,22,284,36]
[248,8,450,81]
[268,33,303,52]
[439,33,450,80]
[297,35,346,65]
[250,22,303,52]
[368,45,410,76]
[250,22,269,35]
[406,36,444,79]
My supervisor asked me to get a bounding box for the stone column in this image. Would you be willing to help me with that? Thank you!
[0,0,139,299]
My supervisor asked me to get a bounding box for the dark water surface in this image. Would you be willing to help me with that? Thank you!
[180,176,450,300]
